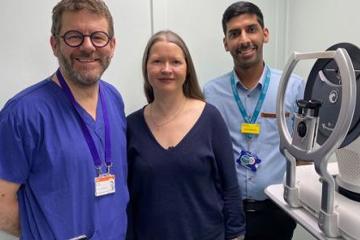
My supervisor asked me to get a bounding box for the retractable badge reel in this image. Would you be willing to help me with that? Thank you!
[237,150,261,172]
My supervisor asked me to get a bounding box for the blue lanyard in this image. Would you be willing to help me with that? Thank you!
[56,69,112,174]
[230,66,271,124]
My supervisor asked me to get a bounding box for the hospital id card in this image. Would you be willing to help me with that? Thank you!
[95,174,115,197]
[241,123,260,135]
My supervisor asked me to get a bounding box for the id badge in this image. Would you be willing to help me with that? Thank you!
[241,123,261,135]
[236,150,261,172]
[95,174,115,197]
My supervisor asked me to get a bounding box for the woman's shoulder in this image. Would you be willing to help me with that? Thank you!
[186,100,225,125]
[187,98,205,111]
[203,102,223,117]
[126,107,146,124]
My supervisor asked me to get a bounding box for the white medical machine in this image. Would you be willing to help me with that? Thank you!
[276,43,360,240]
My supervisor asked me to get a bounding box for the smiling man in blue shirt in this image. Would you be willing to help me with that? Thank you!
[204,1,305,239]
[0,0,128,239]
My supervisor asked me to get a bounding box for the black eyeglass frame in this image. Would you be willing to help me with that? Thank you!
[59,30,112,48]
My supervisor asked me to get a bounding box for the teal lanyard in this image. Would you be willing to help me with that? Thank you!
[230,66,271,124]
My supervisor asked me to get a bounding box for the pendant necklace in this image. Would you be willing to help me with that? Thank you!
[149,98,187,130]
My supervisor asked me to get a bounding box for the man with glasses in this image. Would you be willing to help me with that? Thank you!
[0,0,128,239]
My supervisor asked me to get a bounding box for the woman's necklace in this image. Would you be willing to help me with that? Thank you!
[149,98,187,129]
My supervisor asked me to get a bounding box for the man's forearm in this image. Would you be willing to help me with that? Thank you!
[0,184,20,237]
[0,204,20,237]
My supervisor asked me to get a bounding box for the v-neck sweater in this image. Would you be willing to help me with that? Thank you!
[126,103,245,240]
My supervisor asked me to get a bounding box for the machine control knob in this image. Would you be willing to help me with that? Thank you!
[297,99,322,116]
[297,121,307,138]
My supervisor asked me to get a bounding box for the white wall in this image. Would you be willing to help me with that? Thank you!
[286,0,360,79]
[0,1,57,106]
[1,0,360,239]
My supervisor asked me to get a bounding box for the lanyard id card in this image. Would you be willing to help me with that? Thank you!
[56,69,116,197]
[95,174,116,197]
[241,123,260,135]
[231,66,270,139]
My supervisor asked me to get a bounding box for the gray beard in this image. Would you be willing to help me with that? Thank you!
[58,52,111,87]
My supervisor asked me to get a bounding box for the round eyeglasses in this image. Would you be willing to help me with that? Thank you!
[60,30,112,48]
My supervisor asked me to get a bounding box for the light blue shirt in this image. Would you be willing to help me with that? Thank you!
[204,65,305,200]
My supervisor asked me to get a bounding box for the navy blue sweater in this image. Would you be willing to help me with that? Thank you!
[126,103,245,240]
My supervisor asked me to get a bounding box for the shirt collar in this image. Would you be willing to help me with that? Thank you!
[233,64,269,91]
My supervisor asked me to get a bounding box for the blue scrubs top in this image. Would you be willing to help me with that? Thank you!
[0,78,128,240]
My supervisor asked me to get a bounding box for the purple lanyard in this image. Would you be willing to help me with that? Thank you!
[56,69,112,174]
